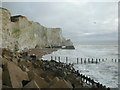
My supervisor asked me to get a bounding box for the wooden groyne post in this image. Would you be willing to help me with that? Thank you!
[58,56,60,62]
[88,58,90,63]
[99,59,100,62]
[96,59,98,64]
[102,59,104,61]
[55,56,57,61]
[77,58,79,64]
[84,58,86,64]
[112,59,113,62]
[49,56,114,65]
[91,58,94,63]
[51,56,53,60]
[112,59,118,62]
[66,57,68,64]
[81,58,83,64]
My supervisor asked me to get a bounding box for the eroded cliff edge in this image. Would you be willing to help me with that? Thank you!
[1,8,74,51]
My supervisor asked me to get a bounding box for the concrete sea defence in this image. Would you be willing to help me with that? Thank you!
[1,48,110,89]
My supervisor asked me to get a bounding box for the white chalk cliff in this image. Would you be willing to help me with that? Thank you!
[0,8,74,51]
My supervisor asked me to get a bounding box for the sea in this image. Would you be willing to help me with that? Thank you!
[42,44,118,88]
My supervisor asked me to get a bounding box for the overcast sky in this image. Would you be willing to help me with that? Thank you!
[2,2,118,45]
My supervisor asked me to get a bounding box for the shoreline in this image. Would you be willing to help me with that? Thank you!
[27,48,58,59]
[2,48,109,89]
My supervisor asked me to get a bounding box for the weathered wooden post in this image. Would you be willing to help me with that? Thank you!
[81,74,84,82]
[91,58,94,63]
[55,56,57,61]
[80,74,83,81]
[77,58,79,64]
[115,59,117,62]
[85,76,87,83]
[88,58,90,63]
[96,82,100,88]
[100,84,103,88]
[107,87,110,90]
[103,85,106,88]
[84,58,86,64]
[58,56,60,62]
[76,70,79,73]
[99,59,100,62]
[91,79,94,85]
[102,59,104,61]
[81,58,83,64]
[87,77,90,84]
[96,59,98,64]
[51,56,53,60]
[66,57,68,64]
[112,59,113,62]
[83,75,85,82]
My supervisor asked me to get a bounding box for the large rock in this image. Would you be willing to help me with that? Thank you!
[12,58,18,64]
[2,63,12,87]
[2,85,12,88]
[34,75,49,88]
[49,77,73,88]
[24,80,39,88]
[3,61,29,88]
[27,71,49,88]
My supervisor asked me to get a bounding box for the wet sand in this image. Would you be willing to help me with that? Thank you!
[27,48,58,58]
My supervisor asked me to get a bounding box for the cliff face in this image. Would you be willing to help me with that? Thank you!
[0,8,74,51]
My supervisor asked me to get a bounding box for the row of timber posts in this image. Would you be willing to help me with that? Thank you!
[50,56,110,89]
[112,59,120,62]
[77,72,109,89]
[51,56,120,64]
[80,58,105,64]
[27,54,109,89]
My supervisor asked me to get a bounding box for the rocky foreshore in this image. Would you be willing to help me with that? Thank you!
[1,48,109,89]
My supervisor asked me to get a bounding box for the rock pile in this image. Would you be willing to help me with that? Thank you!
[2,48,108,89]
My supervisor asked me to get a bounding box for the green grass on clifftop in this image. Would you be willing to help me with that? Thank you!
[12,29,21,38]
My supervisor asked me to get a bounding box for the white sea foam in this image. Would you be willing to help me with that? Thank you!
[42,44,118,88]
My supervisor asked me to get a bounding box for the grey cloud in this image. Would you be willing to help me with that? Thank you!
[2,2,118,45]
